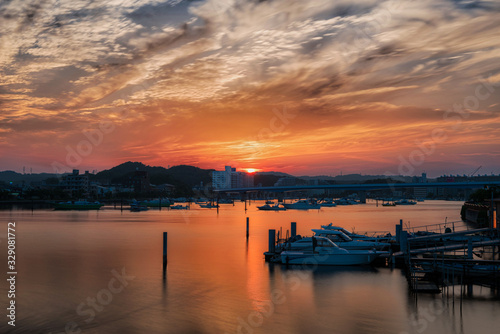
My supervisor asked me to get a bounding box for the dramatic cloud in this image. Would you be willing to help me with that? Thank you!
[0,0,499,176]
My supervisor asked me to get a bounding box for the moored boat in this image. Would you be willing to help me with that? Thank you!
[130,203,148,212]
[53,200,104,210]
[199,203,219,208]
[311,229,391,250]
[280,237,378,265]
[283,199,320,210]
[257,204,286,211]
[170,205,190,210]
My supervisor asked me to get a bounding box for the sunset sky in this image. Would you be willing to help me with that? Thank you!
[1,0,499,177]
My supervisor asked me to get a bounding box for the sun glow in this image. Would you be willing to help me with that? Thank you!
[243,168,260,174]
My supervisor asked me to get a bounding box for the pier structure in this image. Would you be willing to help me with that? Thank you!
[392,220,500,293]
[265,219,500,294]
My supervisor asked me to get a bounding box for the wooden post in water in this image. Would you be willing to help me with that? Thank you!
[396,219,403,244]
[163,232,168,278]
[467,238,473,259]
[268,229,276,254]
[291,222,297,238]
[246,217,249,239]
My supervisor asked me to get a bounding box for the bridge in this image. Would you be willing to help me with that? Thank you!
[215,181,500,194]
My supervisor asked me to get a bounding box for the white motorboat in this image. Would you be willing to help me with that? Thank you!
[283,199,320,210]
[311,229,391,251]
[281,237,378,265]
[321,223,395,243]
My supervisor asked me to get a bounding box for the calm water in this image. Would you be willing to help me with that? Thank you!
[1,200,499,334]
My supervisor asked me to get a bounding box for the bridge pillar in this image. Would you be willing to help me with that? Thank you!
[359,191,367,204]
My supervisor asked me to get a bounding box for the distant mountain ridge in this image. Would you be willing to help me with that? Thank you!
[1,162,416,187]
[0,171,61,184]
[94,161,213,189]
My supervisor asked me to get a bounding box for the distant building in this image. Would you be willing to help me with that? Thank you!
[126,170,152,193]
[212,166,254,189]
[60,169,90,195]
[412,173,428,198]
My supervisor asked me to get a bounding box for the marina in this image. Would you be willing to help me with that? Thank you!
[2,200,499,334]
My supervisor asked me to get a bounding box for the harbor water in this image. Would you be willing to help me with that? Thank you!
[1,200,499,334]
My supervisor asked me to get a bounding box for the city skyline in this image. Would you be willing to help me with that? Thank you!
[1,0,500,177]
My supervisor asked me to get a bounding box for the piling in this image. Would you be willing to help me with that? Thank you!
[268,229,276,254]
[291,222,297,238]
[400,231,408,254]
[396,219,403,243]
[246,217,249,239]
[467,238,473,259]
[163,232,168,278]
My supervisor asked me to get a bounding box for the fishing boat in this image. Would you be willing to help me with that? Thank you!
[283,199,320,210]
[257,204,286,211]
[53,200,104,210]
[280,237,378,265]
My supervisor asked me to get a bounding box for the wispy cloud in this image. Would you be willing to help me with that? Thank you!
[1,0,499,175]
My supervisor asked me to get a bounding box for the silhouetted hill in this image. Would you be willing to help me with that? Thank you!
[0,171,61,184]
[254,174,282,187]
[93,162,213,189]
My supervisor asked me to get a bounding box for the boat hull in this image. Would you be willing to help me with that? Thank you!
[281,250,377,266]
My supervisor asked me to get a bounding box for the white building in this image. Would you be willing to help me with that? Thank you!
[212,166,254,189]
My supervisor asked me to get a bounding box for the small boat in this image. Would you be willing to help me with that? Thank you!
[281,237,378,265]
[218,199,234,204]
[320,200,337,207]
[199,203,219,208]
[334,198,359,205]
[53,200,104,210]
[130,202,148,212]
[382,202,396,206]
[283,199,320,210]
[170,205,190,210]
[257,204,286,211]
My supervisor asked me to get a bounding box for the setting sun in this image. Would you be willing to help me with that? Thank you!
[244,168,260,174]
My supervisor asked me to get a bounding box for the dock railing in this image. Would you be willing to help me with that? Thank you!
[404,220,471,235]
